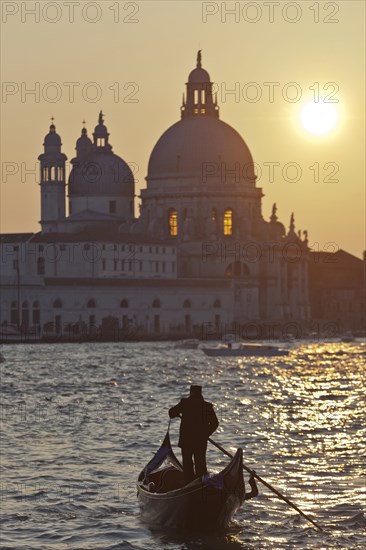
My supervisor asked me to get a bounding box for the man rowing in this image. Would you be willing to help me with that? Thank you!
[169,384,219,484]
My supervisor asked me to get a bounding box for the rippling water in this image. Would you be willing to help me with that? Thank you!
[1,340,365,549]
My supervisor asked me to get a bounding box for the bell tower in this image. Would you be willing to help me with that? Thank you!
[38,119,67,233]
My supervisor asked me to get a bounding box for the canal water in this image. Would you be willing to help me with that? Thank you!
[1,340,365,549]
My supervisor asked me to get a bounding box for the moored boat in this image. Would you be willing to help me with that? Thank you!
[202,342,290,357]
[137,432,245,529]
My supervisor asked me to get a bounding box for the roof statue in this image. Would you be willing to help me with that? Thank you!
[270,203,278,222]
[197,50,202,68]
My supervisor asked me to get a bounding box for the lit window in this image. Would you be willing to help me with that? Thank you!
[223,208,233,236]
[168,209,178,236]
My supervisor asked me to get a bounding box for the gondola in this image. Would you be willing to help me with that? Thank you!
[137,431,245,529]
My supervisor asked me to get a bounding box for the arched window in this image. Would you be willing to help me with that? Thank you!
[168,208,178,236]
[152,299,161,308]
[213,299,221,308]
[53,299,62,308]
[37,257,45,275]
[223,208,233,236]
[183,299,191,308]
[10,301,18,325]
[120,299,129,308]
[87,299,96,308]
[32,301,40,325]
[21,301,29,327]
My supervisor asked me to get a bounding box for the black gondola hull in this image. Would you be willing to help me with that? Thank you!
[138,484,242,529]
[137,433,245,529]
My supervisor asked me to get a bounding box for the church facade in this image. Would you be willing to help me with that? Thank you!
[0,53,311,341]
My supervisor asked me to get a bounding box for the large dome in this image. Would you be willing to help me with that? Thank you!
[69,151,134,197]
[147,116,255,182]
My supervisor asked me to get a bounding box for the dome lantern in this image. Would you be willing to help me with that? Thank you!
[181,51,219,119]
[93,111,112,151]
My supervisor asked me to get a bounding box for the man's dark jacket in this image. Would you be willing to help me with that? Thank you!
[169,394,219,448]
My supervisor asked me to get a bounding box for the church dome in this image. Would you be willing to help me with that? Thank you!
[69,151,134,197]
[69,114,134,197]
[147,116,255,182]
[147,52,255,184]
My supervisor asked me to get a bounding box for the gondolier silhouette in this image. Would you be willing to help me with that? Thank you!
[169,385,219,484]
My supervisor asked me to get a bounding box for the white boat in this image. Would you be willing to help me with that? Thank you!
[0,324,22,342]
[202,342,290,357]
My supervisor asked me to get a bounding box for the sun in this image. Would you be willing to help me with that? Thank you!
[300,101,338,136]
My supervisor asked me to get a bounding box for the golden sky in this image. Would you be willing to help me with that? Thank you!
[1,0,365,257]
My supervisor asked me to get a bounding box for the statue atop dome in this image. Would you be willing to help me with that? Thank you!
[197,50,202,68]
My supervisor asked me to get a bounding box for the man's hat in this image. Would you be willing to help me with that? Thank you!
[190,384,202,395]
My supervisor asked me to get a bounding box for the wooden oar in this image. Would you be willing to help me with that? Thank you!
[208,437,324,531]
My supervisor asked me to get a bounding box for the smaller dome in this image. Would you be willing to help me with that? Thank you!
[44,124,61,147]
[188,67,210,83]
[93,111,109,138]
[69,151,134,197]
[94,123,108,137]
[76,128,93,149]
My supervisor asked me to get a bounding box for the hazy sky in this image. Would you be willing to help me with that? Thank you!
[1,1,365,258]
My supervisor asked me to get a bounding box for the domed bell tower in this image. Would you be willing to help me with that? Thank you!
[38,120,67,233]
